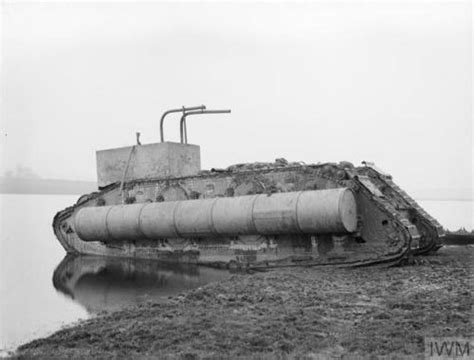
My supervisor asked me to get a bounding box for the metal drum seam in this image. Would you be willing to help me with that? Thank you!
[104,206,114,241]
[136,203,148,239]
[208,198,219,236]
[172,201,182,238]
[294,191,304,234]
[249,194,259,235]
[337,189,344,232]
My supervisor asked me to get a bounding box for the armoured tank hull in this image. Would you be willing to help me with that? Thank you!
[53,161,444,269]
[53,106,444,268]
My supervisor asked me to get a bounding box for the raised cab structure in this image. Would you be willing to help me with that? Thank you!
[53,106,445,268]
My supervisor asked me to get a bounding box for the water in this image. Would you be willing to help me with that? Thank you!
[0,194,472,353]
[0,194,230,353]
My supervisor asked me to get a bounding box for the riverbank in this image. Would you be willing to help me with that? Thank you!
[13,246,473,359]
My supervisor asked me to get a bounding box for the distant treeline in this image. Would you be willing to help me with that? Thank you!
[0,177,97,195]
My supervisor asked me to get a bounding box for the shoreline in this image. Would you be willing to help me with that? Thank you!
[11,246,473,359]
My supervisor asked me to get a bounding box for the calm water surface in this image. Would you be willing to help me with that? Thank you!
[0,194,230,352]
[0,194,472,352]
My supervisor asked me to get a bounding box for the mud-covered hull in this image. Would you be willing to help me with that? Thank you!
[53,163,444,268]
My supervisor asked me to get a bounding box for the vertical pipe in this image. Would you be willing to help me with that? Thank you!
[160,105,206,142]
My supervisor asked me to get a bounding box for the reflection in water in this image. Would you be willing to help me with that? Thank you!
[53,255,230,313]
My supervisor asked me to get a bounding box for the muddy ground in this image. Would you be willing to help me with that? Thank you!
[13,246,473,359]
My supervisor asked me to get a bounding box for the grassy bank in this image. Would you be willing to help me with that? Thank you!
[14,246,473,359]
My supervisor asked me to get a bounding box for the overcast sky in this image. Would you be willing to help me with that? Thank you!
[1,1,472,195]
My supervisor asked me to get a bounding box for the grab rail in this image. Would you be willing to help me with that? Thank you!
[160,105,206,142]
[180,109,231,144]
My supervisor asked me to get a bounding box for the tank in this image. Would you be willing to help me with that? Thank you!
[53,106,445,269]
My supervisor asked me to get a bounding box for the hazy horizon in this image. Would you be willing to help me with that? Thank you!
[1,1,472,197]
